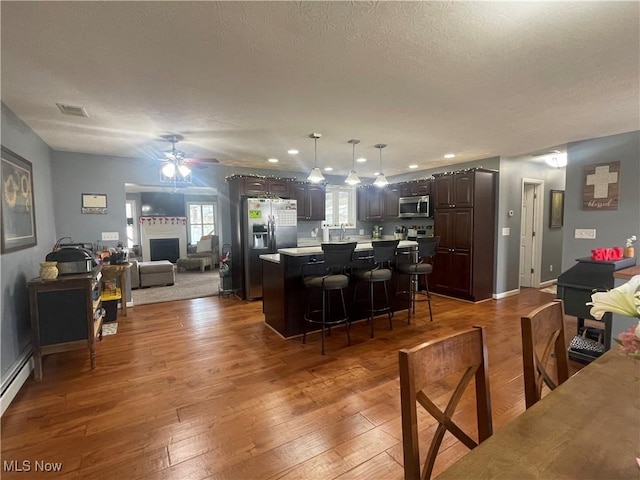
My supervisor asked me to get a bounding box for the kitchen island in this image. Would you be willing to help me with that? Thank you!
[260,240,418,338]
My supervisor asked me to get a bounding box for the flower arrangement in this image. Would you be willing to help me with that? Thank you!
[627,235,637,248]
[587,275,640,359]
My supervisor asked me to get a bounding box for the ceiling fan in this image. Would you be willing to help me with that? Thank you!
[159,134,219,179]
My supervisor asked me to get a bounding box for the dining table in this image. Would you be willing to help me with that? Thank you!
[436,347,640,479]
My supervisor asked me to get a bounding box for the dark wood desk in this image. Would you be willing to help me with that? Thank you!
[436,348,640,479]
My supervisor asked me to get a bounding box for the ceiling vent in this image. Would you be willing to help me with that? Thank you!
[56,103,89,118]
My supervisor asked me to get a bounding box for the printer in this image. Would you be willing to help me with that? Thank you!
[46,246,97,275]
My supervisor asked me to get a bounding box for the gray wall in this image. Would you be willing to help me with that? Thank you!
[1,103,57,383]
[562,131,640,271]
[495,155,566,293]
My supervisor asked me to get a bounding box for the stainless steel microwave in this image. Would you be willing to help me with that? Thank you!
[398,195,431,218]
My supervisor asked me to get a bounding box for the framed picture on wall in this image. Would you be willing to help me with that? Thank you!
[82,193,108,214]
[549,190,565,228]
[1,146,37,253]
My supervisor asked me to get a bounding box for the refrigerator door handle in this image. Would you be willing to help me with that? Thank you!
[268,215,275,251]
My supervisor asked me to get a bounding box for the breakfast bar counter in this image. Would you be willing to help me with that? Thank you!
[261,240,417,338]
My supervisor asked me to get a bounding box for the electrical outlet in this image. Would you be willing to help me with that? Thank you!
[549,264,553,272]
[359,229,364,235]
[502,227,510,236]
[574,228,596,239]
[101,232,119,241]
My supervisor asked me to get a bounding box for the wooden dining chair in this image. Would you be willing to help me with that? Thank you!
[520,300,570,409]
[398,326,493,480]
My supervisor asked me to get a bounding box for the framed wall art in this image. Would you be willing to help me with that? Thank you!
[582,161,620,210]
[549,189,565,228]
[1,146,37,253]
[82,193,107,214]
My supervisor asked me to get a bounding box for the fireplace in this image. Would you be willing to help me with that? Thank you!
[139,217,187,262]
[150,238,180,263]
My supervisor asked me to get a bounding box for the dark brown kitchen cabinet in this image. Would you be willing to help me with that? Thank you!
[400,179,432,197]
[294,182,326,220]
[431,169,497,301]
[357,185,400,221]
[241,177,294,198]
[434,172,473,208]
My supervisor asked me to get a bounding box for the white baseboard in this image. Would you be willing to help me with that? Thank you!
[1,356,33,417]
[538,279,557,288]
[493,289,520,299]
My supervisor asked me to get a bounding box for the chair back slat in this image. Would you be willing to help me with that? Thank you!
[399,326,493,480]
[372,239,400,265]
[417,236,440,261]
[520,300,570,409]
[321,242,357,273]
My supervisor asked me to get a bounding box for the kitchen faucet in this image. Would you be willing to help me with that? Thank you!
[340,223,346,241]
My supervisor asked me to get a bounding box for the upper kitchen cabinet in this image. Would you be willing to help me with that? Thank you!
[294,182,326,221]
[357,184,400,221]
[399,179,432,197]
[240,177,294,198]
[434,172,474,208]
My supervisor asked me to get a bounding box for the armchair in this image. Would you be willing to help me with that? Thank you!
[187,234,220,268]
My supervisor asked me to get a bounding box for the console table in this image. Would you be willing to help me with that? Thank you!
[28,269,104,381]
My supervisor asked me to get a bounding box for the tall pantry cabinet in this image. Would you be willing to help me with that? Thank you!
[431,169,497,302]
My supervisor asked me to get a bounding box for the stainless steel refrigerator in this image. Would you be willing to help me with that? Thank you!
[243,198,297,300]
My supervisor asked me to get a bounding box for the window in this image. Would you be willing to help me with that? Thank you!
[125,200,138,248]
[325,186,357,228]
[188,202,217,243]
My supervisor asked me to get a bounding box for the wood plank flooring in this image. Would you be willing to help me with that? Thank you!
[1,288,584,479]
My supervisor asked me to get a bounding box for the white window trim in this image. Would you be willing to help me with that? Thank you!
[324,185,357,229]
[187,201,217,243]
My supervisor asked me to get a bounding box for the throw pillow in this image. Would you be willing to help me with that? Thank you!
[196,239,211,253]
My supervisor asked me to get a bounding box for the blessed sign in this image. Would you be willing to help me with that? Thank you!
[582,161,620,210]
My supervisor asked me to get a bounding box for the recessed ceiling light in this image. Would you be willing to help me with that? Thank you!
[408,164,419,169]
[356,157,367,163]
[268,158,279,163]
[287,149,299,155]
[324,167,333,172]
[444,153,456,159]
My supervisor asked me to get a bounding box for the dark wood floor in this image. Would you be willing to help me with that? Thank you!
[1,288,583,479]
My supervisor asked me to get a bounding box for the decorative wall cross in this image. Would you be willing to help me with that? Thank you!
[582,161,620,210]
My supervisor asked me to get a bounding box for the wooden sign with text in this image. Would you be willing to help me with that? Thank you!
[582,161,620,210]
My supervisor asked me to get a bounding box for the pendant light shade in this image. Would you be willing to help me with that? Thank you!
[162,162,176,178]
[345,139,361,185]
[307,133,325,183]
[373,144,389,187]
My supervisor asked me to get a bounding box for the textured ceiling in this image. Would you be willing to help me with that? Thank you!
[1,2,639,178]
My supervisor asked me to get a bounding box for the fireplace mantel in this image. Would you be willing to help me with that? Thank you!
[140,217,187,262]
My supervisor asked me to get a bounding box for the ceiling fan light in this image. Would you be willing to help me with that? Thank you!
[162,163,176,178]
[374,173,389,187]
[345,170,361,185]
[546,155,567,168]
[178,164,191,177]
[307,167,325,183]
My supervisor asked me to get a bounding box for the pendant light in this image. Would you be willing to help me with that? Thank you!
[373,144,389,187]
[307,133,325,183]
[345,139,361,185]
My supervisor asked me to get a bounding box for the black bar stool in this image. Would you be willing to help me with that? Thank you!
[302,242,357,355]
[353,239,399,338]
[396,236,440,323]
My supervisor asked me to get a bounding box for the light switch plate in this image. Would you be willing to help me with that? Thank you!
[574,228,596,239]
[502,227,510,236]
[101,232,119,241]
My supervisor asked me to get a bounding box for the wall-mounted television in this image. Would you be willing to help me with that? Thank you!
[140,192,185,217]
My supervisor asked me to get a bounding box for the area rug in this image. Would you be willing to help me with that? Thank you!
[102,322,118,336]
[132,269,220,306]
[539,285,557,295]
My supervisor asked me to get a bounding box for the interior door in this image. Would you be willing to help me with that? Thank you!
[520,183,535,287]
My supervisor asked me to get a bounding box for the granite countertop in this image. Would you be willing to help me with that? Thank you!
[278,240,418,257]
[259,253,281,264]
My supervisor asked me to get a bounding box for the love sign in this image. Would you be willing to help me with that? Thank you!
[591,247,623,261]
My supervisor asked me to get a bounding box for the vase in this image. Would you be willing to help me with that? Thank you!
[39,261,59,280]
[624,246,635,258]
